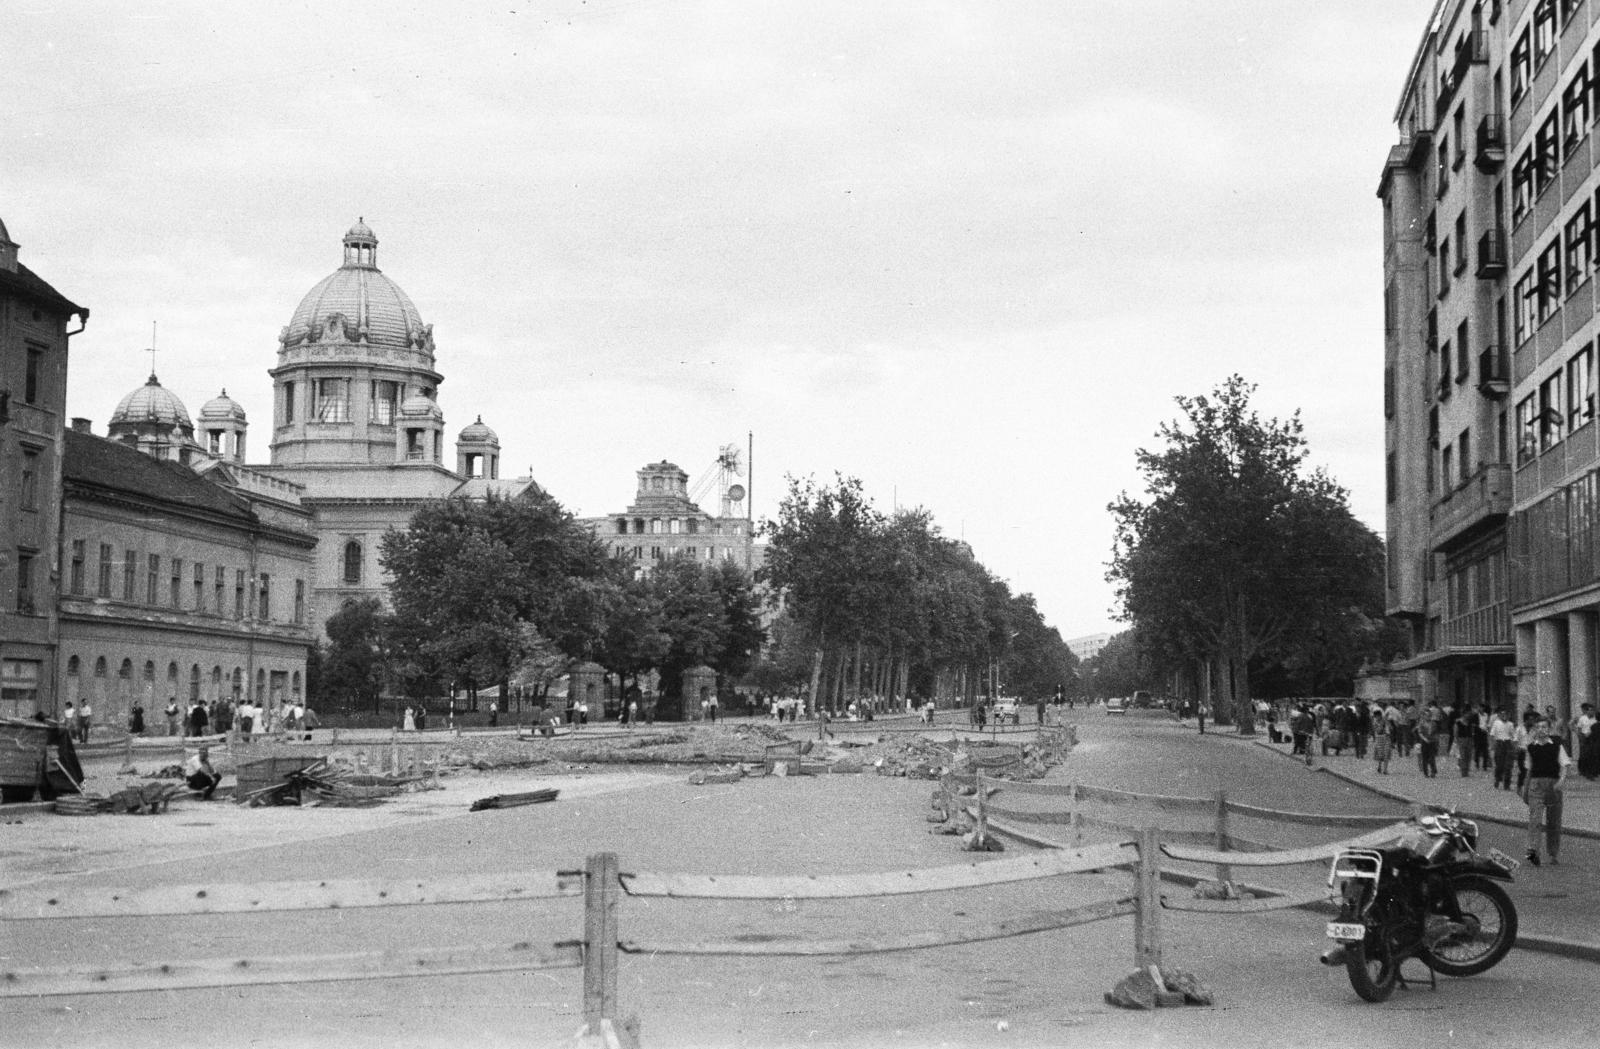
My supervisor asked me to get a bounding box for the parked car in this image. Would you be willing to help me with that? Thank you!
[1105,696,1127,714]
[1130,690,1153,709]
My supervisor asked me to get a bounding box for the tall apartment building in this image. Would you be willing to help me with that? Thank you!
[1386,0,1600,726]
[0,218,88,718]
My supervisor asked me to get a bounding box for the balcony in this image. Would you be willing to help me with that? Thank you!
[1431,463,1512,550]
[1402,126,1435,170]
[1476,113,1506,170]
[1477,228,1507,277]
[1478,346,1509,397]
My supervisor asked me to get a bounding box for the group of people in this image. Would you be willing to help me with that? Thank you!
[58,701,93,743]
[1281,696,1598,868]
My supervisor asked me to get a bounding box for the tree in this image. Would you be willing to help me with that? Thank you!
[320,597,390,709]
[1109,376,1383,731]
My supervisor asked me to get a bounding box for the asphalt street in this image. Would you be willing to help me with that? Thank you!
[2,709,1596,1049]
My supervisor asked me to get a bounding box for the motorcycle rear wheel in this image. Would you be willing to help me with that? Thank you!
[1424,874,1518,976]
[1344,939,1401,1003]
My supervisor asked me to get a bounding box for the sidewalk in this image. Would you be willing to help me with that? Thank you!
[1234,725,1600,965]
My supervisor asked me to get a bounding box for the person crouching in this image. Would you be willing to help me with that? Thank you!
[184,746,221,800]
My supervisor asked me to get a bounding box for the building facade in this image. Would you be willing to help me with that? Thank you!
[0,218,88,718]
[580,460,758,574]
[1387,0,1600,726]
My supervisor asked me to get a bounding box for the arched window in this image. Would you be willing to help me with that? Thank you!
[292,671,302,700]
[65,656,81,706]
[167,662,179,702]
[189,665,200,703]
[94,657,109,706]
[343,540,363,585]
[143,661,157,703]
[119,659,134,705]
[616,518,628,534]
[231,668,243,701]
[211,666,223,701]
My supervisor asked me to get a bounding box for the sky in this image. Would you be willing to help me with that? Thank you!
[2,0,1440,642]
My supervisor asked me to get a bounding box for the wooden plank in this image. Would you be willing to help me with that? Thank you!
[1222,801,1406,828]
[980,804,1216,844]
[1161,887,1338,913]
[620,843,1138,900]
[1159,822,1410,866]
[0,870,584,920]
[987,778,1081,797]
[0,940,582,998]
[1074,784,1211,810]
[619,896,1137,956]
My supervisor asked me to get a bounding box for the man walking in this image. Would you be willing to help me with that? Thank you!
[1522,718,1570,866]
[1491,707,1517,790]
[77,700,92,744]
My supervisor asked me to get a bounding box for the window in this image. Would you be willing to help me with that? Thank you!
[1441,340,1454,394]
[1517,395,1539,463]
[615,518,628,535]
[1565,63,1592,148]
[97,543,112,598]
[1441,445,1454,490]
[1563,0,1583,25]
[312,378,349,422]
[370,380,399,425]
[1453,107,1466,168]
[235,569,246,619]
[1,659,41,716]
[1457,320,1470,380]
[1437,136,1451,196]
[342,540,362,585]
[282,380,296,425]
[123,549,137,601]
[650,546,662,559]
[170,557,182,608]
[1511,29,1532,101]
[1454,212,1467,274]
[1542,370,1566,450]
[1570,345,1596,430]
[15,551,36,613]
[1535,0,1559,64]
[24,347,43,404]
[1459,430,1472,486]
[1440,236,1452,295]
[1515,268,1538,343]
[20,450,38,510]
[294,579,305,625]
[1513,150,1535,223]
[215,566,226,614]
[70,539,85,595]
[146,554,160,605]
[1538,239,1564,322]
[1567,203,1594,290]
[259,574,271,620]
[189,665,200,704]
[1537,112,1562,192]
[194,562,205,611]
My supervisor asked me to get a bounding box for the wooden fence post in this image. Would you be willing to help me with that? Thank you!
[1134,827,1163,970]
[1213,789,1233,886]
[389,729,399,775]
[974,772,988,846]
[582,851,621,1035]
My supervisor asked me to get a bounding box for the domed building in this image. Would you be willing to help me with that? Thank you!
[107,374,200,464]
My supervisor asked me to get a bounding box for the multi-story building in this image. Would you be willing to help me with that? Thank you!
[581,460,758,574]
[1066,632,1112,662]
[0,218,88,718]
[1387,0,1600,727]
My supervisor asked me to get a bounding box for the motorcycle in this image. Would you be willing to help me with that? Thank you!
[1319,808,1519,1002]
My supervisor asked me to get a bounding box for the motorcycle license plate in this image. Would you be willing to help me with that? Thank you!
[1325,922,1366,941]
[1487,847,1521,873]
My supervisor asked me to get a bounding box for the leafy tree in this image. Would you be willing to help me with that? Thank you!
[1109,376,1385,731]
[320,597,390,709]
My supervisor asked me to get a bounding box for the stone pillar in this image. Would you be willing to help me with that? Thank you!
[1515,622,1538,712]
[1534,618,1568,718]
[681,665,717,722]
[568,662,607,725]
[1568,611,1596,730]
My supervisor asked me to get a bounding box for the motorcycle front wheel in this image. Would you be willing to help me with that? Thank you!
[1424,874,1518,976]
[1345,937,1401,1002]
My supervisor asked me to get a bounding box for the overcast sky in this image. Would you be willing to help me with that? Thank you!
[3,0,1438,641]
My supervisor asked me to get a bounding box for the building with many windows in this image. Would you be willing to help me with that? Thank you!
[0,218,88,718]
[1386,0,1600,725]
[580,460,758,575]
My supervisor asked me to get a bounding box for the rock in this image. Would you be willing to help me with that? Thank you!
[1105,968,1159,1010]
[1158,967,1214,1006]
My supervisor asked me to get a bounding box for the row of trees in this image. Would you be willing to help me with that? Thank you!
[1106,377,1407,730]
[317,489,764,715]
[751,476,1078,710]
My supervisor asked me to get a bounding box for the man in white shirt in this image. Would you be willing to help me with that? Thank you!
[183,746,221,800]
[1490,709,1518,790]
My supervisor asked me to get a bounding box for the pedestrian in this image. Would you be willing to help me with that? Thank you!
[165,698,181,737]
[1545,704,1569,749]
[626,697,638,729]
[1455,707,1476,777]
[1515,709,1538,790]
[184,746,221,800]
[188,699,209,738]
[1577,702,1600,780]
[1416,702,1441,778]
[129,702,145,736]
[1372,714,1392,774]
[488,699,498,727]
[1353,700,1371,760]
[77,700,92,744]
[1522,718,1570,866]
[237,699,254,736]
[1036,696,1047,725]
[416,705,428,731]
[403,706,416,732]
[1491,708,1517,789]
[707,693,718,723]
[62,701,79,739]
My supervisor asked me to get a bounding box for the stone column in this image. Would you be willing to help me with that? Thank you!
[1515,622,1538,712]
[1534,618,1568,718]
[1568,611,1597,729]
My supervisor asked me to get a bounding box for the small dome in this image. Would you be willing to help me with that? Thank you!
[199,388,247,422]
[399,392,443,420]
[111,374,192,430]
[345,217,376,242]
[458,415,498,444]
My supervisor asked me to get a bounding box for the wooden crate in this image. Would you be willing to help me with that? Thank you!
[234,755,325,797]
[0,718,49,787]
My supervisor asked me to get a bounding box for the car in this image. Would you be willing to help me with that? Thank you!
[993,696,1020,724]
[1105,696,1127,714]
[1130,690,1153,709]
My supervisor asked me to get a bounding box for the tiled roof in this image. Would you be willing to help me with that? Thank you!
[0,261,85,317]
[63,429,255,524]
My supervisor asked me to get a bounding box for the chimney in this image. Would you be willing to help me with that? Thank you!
[71,418,92,434]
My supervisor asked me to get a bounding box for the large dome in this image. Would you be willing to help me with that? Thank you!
[279,220,431,352]
[111,374,192,430]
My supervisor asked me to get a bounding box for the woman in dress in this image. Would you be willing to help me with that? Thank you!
[403,706,416,732]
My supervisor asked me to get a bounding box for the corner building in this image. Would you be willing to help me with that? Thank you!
[1387,0,1600,727]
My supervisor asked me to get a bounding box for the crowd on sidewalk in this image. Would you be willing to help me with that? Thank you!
[1270,697,1598,867]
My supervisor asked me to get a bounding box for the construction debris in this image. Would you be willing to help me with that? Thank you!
[241,759,419,808]
[107,782,189,814]
[469,787,559,811]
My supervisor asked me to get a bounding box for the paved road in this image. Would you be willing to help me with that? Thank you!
[4,711,1597,1049]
